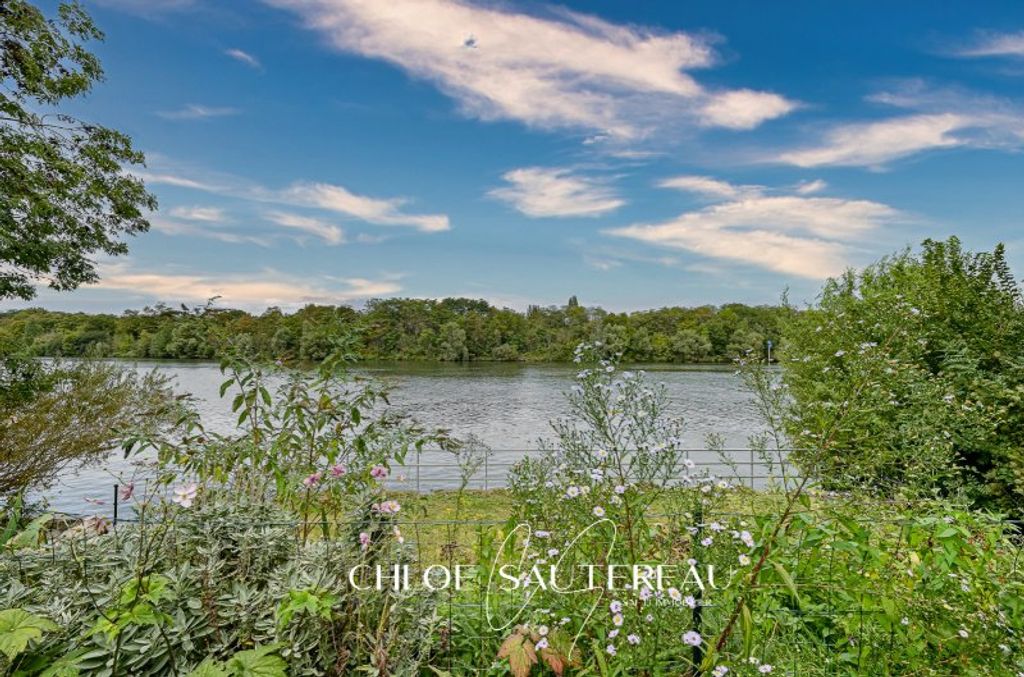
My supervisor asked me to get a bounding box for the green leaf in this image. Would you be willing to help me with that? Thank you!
[6,514,53,551]
[771,561,800,607]
[186,658,229,677]
[740,601,754,658]
[226,644,287,677]
[0,495,24,547]
[0,609,59,660]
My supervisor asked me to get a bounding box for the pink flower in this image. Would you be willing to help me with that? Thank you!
[119,483,135,501]
[359,531,371,550]
[370,465,388,480]
[303,472,323,488]
[374,500,401,514]
[330,464,347,478]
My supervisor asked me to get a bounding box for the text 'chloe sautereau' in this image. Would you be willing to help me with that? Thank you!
[345,562,721,593]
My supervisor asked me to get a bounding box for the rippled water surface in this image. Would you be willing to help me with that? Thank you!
[42,361,767,514]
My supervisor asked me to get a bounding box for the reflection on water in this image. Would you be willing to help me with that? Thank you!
[40,360,767,514]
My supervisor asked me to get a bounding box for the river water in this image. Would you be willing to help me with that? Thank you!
[40,361,769,515]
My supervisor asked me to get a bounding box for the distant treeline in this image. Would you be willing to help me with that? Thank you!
[0,297,791,363]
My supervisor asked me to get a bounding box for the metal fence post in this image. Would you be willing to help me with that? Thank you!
[484,455,490,491]
[112,484,119,526]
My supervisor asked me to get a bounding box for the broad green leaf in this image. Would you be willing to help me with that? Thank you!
[6,514,53,551]
[0,609,59,660]
[226,644,287,677]
[186,658,229,677]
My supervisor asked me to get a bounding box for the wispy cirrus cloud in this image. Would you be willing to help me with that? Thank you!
[92,263,401,309]
[489,167,625,218]
[157,104,241,120]
[150,217,271,247]
[266,211,346,244]
[140,161,450,233]
[284,182,450,232]
[225,48,262,69]
[606,176,905,279]
[776,81,1024,168]
[777,113,968,168]
[953,31,1024,58]
[168,206,226,222]
[262,0,796,143]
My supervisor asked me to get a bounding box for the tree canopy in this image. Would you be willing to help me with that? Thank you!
[1,0,154,301]
[0,298,789,364]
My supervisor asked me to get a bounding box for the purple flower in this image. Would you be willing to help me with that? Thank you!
[303,472,323,488]
[606,644,617,656]
[330,464,347,478]
[739,530,755,548]
[119,483,135,501]
[535,637,549,650]
[359,531,371,550]
[610,600,623,613]
[370,465,388,480]
[682,630,702,647]
[627,633,640,645]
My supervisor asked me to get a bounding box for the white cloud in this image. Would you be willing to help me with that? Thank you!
[700,89,797,130]
[794,179,827,195]
[955,31,1024,58]
[140,161,450,233]
[266,211,345,244]
[168,206,226,222]
[606,176,903,279]
[225,48,262,68]
[777,113,968,168]
[489,167,625,217]
[92,265,400,308]
[583,255,622,271]
[657,175,750,199]
[284,182,450,232]
[775,81,1024,168]
[150,217,271,247]
[136,171,216,191]
[263,0,795,141]
[157,104,241,120]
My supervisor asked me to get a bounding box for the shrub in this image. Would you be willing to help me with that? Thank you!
[782,237,1024,514]
[0,359,178,500]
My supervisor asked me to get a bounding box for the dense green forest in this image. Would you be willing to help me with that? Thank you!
[0,297,790,363]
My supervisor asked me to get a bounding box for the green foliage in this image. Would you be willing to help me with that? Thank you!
[0,0,154,300]
[0,299,788,364]
[782,237,1024,514]
[0,499,439,676]
[0,359,179,498]
[0,609,57,661]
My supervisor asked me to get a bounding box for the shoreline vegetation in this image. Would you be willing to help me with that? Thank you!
[0,298,789,364]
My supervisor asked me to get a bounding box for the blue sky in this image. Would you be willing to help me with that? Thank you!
[16,0,1024,312]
